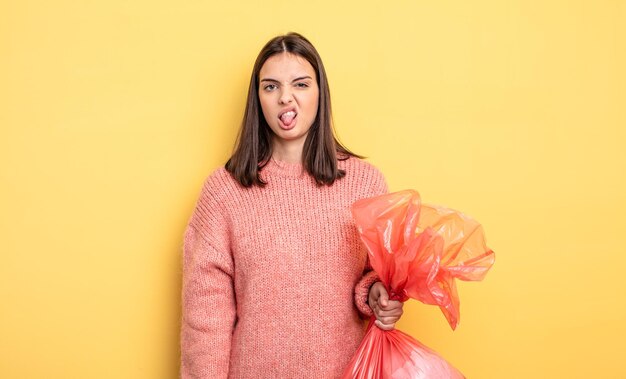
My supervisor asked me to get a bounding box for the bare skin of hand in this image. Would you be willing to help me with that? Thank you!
[368,281,404,330]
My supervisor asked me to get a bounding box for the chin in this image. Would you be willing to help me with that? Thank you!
[274,130,308,142]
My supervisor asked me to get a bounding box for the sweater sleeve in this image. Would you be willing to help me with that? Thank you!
[181,174,236,378]
[354,165,389,319]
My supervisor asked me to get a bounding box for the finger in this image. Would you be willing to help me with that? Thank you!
[373,304,384,317]
[371,304,379,316]
[384,300,404,311]
[368,297,377,310]
[374,320,395,331]
[370,297,380,310]
[368,287,381,307]
[377,315,400,325]
[376,308,403,318]
[386,300,403,310]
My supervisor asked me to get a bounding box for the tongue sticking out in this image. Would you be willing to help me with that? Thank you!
[280,112,296,125]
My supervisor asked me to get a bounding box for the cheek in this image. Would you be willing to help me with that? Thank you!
[303,93,319,114]
[258,96,273,120]
[311,98,320,118]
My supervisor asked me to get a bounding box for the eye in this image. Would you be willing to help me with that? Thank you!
[263,84,277,91]
[295,82,309,88]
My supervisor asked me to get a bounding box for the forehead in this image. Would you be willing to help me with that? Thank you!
[259,52,316,80]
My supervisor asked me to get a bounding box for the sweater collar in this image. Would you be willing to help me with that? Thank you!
[260,157,306,178]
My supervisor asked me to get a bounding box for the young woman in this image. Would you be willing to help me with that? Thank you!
[181,32,403,378]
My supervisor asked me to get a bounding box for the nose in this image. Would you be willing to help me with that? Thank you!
[279,87,294,104]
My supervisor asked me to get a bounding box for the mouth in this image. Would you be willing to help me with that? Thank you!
[278,109,298,124]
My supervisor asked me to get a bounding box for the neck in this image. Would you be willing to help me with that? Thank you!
[271,138,306,164]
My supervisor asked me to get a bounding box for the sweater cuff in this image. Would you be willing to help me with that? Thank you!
[354,270,380,319]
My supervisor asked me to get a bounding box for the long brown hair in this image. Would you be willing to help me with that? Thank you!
[225,32,362,187]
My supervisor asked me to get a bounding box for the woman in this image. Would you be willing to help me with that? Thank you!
[181,32,403,378]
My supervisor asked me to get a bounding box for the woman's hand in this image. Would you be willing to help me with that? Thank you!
[368,281,404,330]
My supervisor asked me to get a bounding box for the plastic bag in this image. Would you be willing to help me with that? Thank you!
[341,190,495,379]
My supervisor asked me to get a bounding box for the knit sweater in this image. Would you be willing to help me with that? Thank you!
[180,156,388,378]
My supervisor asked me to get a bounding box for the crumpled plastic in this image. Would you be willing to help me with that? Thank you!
[341,190,495,379]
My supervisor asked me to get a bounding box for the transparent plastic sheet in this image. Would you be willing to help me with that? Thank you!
[342,190,495,379]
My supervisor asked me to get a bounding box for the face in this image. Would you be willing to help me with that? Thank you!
[258,52,320,151]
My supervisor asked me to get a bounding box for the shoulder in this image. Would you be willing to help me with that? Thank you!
[201,166,241,195]
[338,156,388,196]
[188,166,243,229]
[193,166,243,212]
[340,155,382,173]
[339,155,386,181]
[187,167,236,247]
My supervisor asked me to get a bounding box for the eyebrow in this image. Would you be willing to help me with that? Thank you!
[260,76,313,83]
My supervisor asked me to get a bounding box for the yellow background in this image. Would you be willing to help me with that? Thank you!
[1,0,624,378]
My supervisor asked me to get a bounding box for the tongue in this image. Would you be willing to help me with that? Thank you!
[281,113,296,125]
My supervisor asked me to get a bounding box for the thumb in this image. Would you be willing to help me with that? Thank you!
[379,287,389,308]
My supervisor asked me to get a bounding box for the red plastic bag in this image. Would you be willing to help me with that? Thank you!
[342,190,495,379]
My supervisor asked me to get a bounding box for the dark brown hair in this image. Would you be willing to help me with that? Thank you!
[225,32,362,187]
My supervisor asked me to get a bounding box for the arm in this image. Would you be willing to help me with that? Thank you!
[354,264,381,319]
[356,167,403,329]
[180,176,236,378]
[353,165,389,319]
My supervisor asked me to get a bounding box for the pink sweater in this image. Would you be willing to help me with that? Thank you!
[180,156,388,378]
